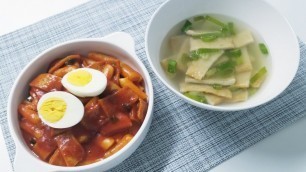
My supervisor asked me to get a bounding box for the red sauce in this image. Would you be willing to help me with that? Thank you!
[18,52,148,166]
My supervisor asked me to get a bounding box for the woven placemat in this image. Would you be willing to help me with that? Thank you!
[0,0,305,171]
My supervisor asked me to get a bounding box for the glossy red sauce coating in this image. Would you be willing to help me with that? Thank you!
[18,52,148,166]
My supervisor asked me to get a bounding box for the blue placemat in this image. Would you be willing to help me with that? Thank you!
[0,0,305,171]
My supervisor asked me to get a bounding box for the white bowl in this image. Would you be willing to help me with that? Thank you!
[145,0,300,111]
[7,32,154,172]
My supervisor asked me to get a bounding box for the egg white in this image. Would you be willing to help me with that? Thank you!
[37,91,84,128]
[61,68,107,97]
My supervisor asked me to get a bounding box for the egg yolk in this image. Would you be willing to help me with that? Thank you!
[67,70,92,86]
[38,97,67,123]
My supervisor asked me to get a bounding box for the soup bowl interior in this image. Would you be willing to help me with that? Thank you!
[8,32,153,171]
[145,0,299,111]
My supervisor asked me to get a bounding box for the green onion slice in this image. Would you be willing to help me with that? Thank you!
[259,43,269,55]
[189,48,220,60]
[250,67,267,84]
[221,27,230,37]
[205,67,217,77]
[204,16,234,37]
[193,16,205,21]
[215,60,236,77]
[226,49,241,57]
[181,20,192,33]
[200,33,219,42]
[205,15,227,27]
[197,48,220,54]
[233,56,243,65]
[167,59,177,74]
[212,84,223,90]
[228,22,235,35]
[189,50,200,60]
[184,91,207,103]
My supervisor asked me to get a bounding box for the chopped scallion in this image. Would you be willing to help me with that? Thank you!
[228,22,235,35]
[189,51,200,60]
[167,59,177,73]
[197,48,220,54]
[259,43,269,55]
[226,49,241,57]
[205,67,217,77]
[205,15,227,27]
[250,67,267,84]
[212,84,223,90]
[200,33,219,42]
[181,20,192,33]
[215,60,236,77]
[184,91,207,103]
[233,56,243,65]
[193,16,205,21]
[220,23,235,37]
[189,48,220,60]
[221,26,234,37]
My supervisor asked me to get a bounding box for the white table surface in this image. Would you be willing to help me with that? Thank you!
[0,0,305,172]
[0,127,13,172]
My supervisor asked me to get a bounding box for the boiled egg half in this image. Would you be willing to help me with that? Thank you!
[62,68,107,97]
[37,91,84,128]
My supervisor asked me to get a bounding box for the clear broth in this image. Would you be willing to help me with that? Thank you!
[160,14,271,102]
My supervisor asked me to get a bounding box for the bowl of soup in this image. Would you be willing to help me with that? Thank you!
[7,32,154,171]
[145,0,300,111]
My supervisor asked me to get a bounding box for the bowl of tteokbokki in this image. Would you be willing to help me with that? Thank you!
[145,0,300,111]
[7,32,154,172]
